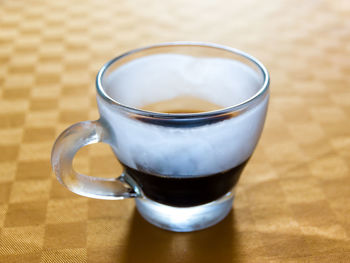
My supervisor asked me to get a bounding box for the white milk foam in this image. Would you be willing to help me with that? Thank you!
[97,54,268,177]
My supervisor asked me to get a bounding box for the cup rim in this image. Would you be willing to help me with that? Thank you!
[96,41,270,119]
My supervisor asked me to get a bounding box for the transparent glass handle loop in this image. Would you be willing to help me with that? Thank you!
[51,120,140,200]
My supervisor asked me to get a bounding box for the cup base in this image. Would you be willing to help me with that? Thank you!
[135,192,234,232]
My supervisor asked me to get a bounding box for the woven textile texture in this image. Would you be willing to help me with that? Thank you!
[0,0,350,262]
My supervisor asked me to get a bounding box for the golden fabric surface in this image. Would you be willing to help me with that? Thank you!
[1,0,350,262]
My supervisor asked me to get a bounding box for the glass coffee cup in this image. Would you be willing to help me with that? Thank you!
[51,42,270,232]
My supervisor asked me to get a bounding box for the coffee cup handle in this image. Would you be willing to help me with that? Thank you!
[51,120,140,199]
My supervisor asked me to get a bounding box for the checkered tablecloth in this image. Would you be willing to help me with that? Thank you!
[1,0,350,262]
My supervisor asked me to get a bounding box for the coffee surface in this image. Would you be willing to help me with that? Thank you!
[140,95,222,113]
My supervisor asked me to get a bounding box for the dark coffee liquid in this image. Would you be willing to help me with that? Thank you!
[123,161,248,207]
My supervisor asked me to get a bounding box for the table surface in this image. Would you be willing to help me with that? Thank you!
[1,0,350,262]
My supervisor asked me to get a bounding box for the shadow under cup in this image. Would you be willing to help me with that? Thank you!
[52,42,269,232]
